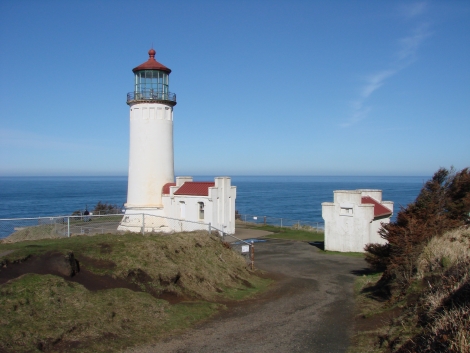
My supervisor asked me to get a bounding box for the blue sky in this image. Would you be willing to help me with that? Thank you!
[0,0,469,177]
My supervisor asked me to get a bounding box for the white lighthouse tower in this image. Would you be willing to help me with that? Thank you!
[118,49,177,232]
[119,48,237,235]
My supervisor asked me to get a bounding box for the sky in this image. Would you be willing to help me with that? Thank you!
[0,0,469,177]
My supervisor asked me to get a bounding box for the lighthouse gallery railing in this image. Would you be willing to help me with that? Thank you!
[127,90,176,103]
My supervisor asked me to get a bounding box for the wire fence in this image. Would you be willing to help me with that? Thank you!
[0,213,324,241]
[236,213,324,232]
[0,214,215,241]
[0,213,319,269]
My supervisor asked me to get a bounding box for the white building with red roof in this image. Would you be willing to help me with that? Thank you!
[118,49,236,234]
[322,190,393,252]
[161,176,236,234]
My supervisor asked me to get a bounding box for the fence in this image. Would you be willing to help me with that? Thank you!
[0,213,257,265]
[0,213,216,241]
[236,213,324,231]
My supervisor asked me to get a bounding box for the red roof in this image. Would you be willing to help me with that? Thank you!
[132,49,171,73]
[361,196,392,218]
[162,182,176,195]
[174,182,215,196]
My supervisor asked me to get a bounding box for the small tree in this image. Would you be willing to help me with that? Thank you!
[365,167,470,293]
[93,201,120,215]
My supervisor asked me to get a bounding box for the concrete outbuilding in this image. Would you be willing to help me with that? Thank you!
[322,189,393,252]
[162,176,236,234]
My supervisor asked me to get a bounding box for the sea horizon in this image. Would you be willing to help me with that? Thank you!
[0,175,428,239]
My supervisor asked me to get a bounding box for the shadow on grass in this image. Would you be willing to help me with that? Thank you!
[309,241,365,258]
[351,269,391,301]
[308,241,324,250]
[350,268,382,276]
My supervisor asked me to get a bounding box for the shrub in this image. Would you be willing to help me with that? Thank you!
[365,167,470,293]
[93,201,120,215]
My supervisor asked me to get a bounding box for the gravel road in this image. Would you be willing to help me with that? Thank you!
[126,239,366,353]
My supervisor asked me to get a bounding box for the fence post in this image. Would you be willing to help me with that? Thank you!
[281,218,283,228]
[250,241,254,270]
[263,216,266,225]
[142,213,145,235]
[67,216,70,237]
[208,222,211,234]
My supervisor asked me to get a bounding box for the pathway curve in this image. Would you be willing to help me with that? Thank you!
[126,239,366,353]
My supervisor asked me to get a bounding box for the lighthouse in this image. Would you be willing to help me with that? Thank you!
[119,49,177,232]
[119,48,237,235]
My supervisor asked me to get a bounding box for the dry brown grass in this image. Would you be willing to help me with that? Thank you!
[2,224,64,243]
[417,227,470,278]
[0,231,271,352]
[76,231,255,300]
[351,227,470,353]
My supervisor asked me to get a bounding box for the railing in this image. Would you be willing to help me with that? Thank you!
[127,90,176,104]
[212,225,255,268]
[236,213,324,232]
[0,214,217,241]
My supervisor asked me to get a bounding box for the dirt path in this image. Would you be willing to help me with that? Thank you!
[126,239,366,353]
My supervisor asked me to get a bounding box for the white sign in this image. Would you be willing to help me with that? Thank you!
[253,216,258,220]
[241,245,249,253]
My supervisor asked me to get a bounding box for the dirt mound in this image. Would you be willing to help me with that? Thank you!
[0,232,251,303]
[0,251,79,284]
[0,232,265,353]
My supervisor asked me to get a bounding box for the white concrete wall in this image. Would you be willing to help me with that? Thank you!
[210,177,236,234]
[162,176,237,234]
[369,217,388,244]
[322,189,392,252]
[360,189,383,202]
[117,207,169,233]
[126,102,174,208]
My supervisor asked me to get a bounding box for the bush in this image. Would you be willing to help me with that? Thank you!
[93,201,120,215]
[365,167,470,292]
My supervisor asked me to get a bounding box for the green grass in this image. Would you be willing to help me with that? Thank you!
[221,276,273,301]
[319,249,365,258]
[0,231,271,352]
[249,224,324,242]
[161,302,223,334]
[0,274,169,352]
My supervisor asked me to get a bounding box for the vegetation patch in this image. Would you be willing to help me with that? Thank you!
[319,249,365,258]
[247,224,324,242]
[350,167,470,353]
[0,231,271,352]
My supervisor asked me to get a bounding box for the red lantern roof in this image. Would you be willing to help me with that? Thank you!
[132,49,171,73]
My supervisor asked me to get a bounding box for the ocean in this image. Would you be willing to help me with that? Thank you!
[0,175,427,224]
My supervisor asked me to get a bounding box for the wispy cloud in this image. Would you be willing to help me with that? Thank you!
[341,3,431,128]
[397,23,431,62]
[400,2,427,19]
[361,69,397,99]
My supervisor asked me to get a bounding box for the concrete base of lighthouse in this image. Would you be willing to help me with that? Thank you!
[118,207,171,233]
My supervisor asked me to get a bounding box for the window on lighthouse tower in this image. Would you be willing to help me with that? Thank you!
[134,70,169,100]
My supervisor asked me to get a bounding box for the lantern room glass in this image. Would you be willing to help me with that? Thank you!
[134,70,169,100]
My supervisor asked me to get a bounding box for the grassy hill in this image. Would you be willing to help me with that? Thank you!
[0,231,271,353]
